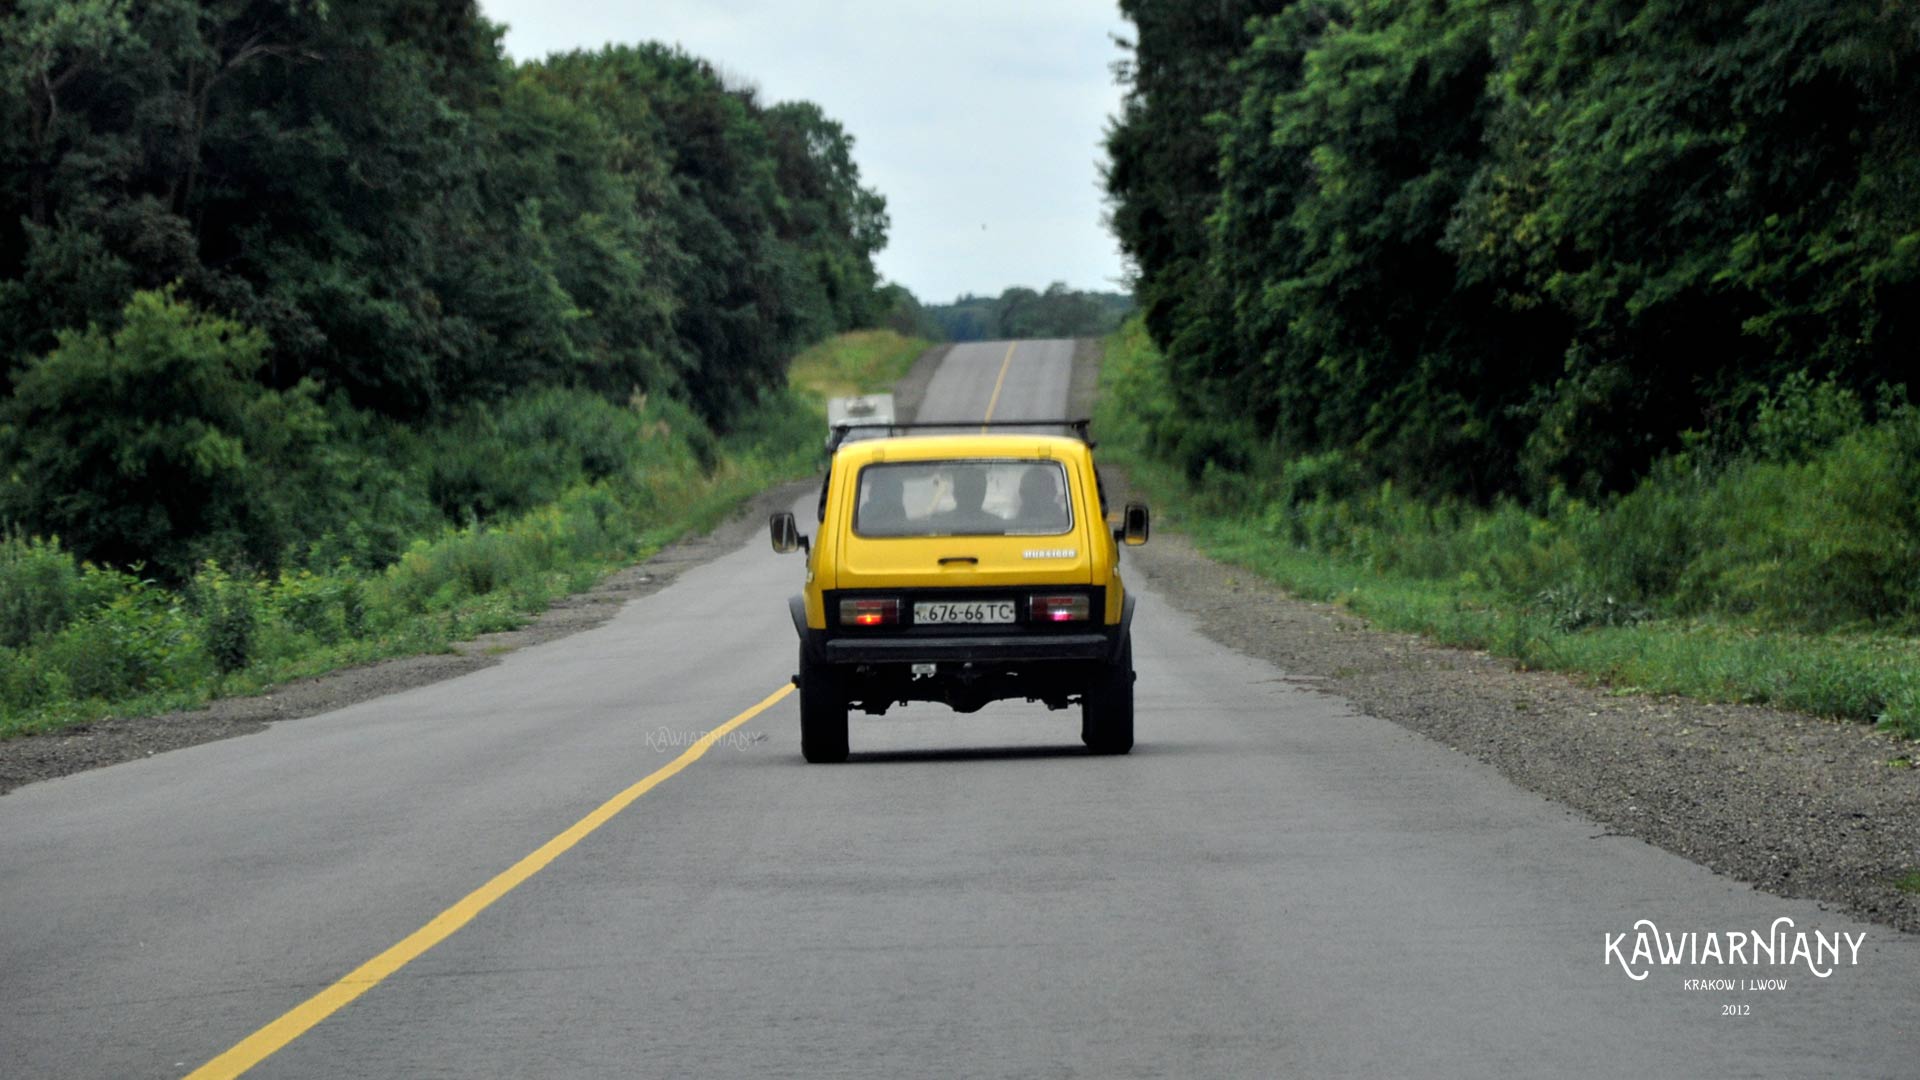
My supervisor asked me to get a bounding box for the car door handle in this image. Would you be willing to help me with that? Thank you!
[938,556,978,566]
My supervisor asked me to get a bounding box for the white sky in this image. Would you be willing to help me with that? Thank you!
[479,1,1131,304]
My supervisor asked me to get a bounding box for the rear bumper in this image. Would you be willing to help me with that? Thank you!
[791,593,1136,666]
[822,633,1110,664]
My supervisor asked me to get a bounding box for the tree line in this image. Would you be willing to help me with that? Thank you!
[919,283,1134,343]
[1105,0,1918,501]
[869,282,1134,344]
[0,1,889,578]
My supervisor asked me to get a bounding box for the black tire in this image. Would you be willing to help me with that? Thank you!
[1081,636,1134,755]
[798,645,849,764]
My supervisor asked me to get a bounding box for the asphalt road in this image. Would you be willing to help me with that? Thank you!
[3,339,1916,1078]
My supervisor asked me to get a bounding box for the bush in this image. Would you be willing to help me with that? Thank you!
[0,534,82,648]
[425,407,577,525]
[1702,420,1920,628]
[383,525,530,615]
[0,647,53,717]
[40,583,198,701]
[289,406,441,573]
[1230,403,1920,635]
[271,568,352,646]
[0,290,331,580]
[1572,456,1718,613]
[1749,371,1865,463]
[423,386,721,526]
[722,387,820,473]
[189,563,263,675]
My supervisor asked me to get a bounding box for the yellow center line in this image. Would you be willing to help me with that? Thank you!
[184,682,796,1080]
[980,340,1018,432]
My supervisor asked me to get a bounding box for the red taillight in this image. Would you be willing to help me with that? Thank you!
[1030,594,1090,623]
[840,598,900,626]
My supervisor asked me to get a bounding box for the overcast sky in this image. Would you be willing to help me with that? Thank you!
[479,1,1131,304]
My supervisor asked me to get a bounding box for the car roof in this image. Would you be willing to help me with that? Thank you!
[831,432,1090,466]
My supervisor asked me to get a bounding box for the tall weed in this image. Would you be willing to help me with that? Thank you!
[40,581,199,702]
[0,534,81,648]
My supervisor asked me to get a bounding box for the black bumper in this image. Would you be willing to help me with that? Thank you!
[791,594,1134,665]
[822,633,1111,664]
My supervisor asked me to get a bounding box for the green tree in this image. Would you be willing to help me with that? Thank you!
[1105,0,1288,351]
[1209,0,1566,496]
[1110,0,1919,501]
[765,101,889,342]
[1450,0,1920,494]
[1,289,327,577]
[0,3,896,579]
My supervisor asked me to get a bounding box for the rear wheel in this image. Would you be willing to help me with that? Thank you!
[798,646,849,764]
[1081,636,1134,755]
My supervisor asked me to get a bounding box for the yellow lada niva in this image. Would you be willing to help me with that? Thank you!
[770,421,1149,763]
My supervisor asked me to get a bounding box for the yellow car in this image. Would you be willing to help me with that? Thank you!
[770,420,1149,763]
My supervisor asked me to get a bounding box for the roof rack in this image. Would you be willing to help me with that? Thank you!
[826,418,1093,453]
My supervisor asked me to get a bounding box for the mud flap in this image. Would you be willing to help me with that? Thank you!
[789,594,821,662]
[1113,594,1137,663]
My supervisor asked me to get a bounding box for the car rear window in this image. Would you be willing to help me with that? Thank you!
[854,460,1072,537]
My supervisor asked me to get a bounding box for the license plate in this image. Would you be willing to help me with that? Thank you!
[914,600,1016,625]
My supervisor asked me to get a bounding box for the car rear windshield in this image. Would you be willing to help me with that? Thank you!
[854,460,1072,537]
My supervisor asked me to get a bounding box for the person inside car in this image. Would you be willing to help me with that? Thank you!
[1015,465,1068,532]
[929,467,1004,535]
[859,469,909,534]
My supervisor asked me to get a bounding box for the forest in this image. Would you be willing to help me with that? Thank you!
[1103,0,1918,728]
[1108,0,1916,500]
[0,1,888,577]
[0,1,894,731]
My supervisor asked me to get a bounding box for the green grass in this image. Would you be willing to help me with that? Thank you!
[1893,871,1920,894]
[1094,320,1920,738]
[786,329,930,399]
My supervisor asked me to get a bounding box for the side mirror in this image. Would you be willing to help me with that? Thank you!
[1118,503,1149,546]
[769,511,808,554]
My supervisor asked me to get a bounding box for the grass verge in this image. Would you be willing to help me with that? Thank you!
[786,329,929,399]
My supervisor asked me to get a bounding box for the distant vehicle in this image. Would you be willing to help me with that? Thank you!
[769,419,1151,763]
[825,393,895,445]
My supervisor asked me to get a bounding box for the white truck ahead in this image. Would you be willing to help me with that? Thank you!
[825,393,896,445]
